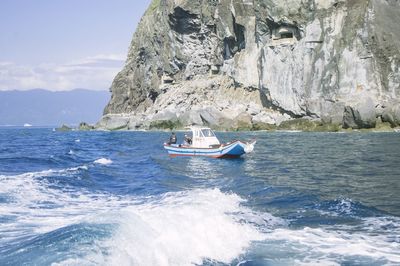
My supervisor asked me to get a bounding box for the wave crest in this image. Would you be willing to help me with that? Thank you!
[93,158,113,165]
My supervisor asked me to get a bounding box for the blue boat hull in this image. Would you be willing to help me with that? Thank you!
[163,140,253,158]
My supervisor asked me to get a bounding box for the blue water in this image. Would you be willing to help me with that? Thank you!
[1,128,400,265]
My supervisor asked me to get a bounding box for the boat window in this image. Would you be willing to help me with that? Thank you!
[201,129,215,137]
[193,130,203,137]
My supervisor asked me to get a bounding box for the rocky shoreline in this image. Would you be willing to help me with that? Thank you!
[93,120,400,133]
[58,117,400,133]
[95,112,400,133]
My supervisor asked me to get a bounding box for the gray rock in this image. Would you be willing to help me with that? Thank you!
[127,118,139,130]
[233,112,253,130]
[357,98,377,128]
[56,124,72,132]
[198,107,224,127]
[381,101,400,127]
[151,110,178,122]
[381,111,396,127]
[394,107,400,127]
[343,106,362,129]
[78,122,94,130]
[319,101,345,125]
[96,115,129,130]
[179,110,203,126]
[99,0,400,131]
[342,98,376,129]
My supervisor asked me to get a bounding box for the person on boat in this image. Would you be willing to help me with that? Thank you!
[169,132,177,145]
[183,134,192,146]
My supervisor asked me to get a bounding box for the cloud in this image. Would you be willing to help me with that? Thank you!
[0,54,125,91]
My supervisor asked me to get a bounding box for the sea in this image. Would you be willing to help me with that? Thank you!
[0,127,399,266]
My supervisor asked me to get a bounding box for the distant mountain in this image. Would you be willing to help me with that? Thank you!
[0,89,110,126]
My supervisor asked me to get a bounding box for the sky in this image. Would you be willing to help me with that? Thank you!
[0,0,152,91]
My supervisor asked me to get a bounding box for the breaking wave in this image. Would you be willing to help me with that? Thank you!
[0,166,280,265]
[2,165,399,265]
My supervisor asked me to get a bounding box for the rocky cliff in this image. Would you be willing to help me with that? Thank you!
[98,0,400,131]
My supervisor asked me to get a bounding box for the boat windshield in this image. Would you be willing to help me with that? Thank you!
[201,128,215,137]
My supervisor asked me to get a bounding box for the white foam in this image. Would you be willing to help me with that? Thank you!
[103,189,270,265]
[333,198,353,215]
[263,226,400,264]
[52,189,274,266]
[0,167,276,265]
[277,130,303,133]
[2,167,399,265]
[75,139,80,143]
[94,158,113,165]
[0,166,94,241]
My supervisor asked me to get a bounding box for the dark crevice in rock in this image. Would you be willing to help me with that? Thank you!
[266,18,301,41]
[342,106,361,129]
[223,37,237,59]
[223,13,246,60]
[137,48,149,65]
[304,109,320,119]
[234,16,246,50]
[255,19,269,44]
[169,7,201,34]
[147,90,159,103]
[199,114,210,126]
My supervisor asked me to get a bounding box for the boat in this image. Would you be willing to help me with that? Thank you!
[163,126,256,158]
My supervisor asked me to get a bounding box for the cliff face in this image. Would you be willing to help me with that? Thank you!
[99,0,400,130]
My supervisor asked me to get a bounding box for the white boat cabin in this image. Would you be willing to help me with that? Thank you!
[187,127,220,148]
